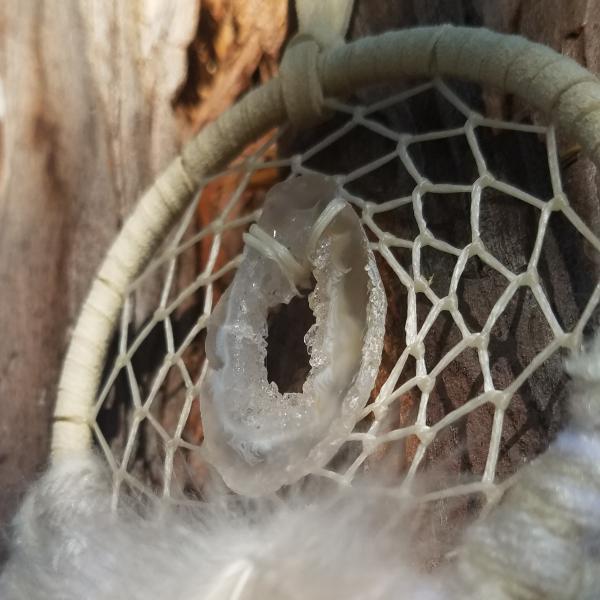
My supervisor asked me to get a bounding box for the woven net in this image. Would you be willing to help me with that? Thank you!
[93,79,600,531]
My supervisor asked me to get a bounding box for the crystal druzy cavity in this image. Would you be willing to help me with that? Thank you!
[201,174,386,495]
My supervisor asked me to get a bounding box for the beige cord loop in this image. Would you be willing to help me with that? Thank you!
[280,36,329,129]
[281,0,355,128]
[306,196,347,258]
[243,224,312,292]
[295,0,355,48]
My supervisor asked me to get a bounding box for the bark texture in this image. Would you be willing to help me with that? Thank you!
[0,0,198,529]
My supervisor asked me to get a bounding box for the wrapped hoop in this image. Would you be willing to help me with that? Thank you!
[53,25,600,460]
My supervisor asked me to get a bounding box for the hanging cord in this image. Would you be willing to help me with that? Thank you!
[295,0,355,48]
[279,0,355,129]
[241,193,348,296]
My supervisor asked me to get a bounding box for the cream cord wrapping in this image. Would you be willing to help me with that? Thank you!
[53,25,600,457]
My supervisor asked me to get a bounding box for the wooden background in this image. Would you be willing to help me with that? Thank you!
[1,0,599,549]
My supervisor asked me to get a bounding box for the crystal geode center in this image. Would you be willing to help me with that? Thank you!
[201,174,386,495]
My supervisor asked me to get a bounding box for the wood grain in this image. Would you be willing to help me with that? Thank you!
[0,0,199,528]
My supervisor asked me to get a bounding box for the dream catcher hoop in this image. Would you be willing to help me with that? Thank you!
[7,7,600,600]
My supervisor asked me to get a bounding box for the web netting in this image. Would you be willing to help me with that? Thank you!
[93,79,600,537]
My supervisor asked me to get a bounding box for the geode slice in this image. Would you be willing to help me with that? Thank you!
[201,174,386,495]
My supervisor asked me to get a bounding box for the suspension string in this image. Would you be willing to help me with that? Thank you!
[243,224,312,293]
[294,0,355,48]
[243,196,347,296]
[306,196,347,258]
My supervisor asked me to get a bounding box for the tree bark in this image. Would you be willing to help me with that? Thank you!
[0,0,198,528]
[0,0,288,536]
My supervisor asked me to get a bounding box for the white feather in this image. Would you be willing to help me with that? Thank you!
[4,337,600,599]
[0,455,445,600]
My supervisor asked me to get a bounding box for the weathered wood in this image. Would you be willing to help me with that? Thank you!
[0,0,199,529]
[0,0,289,533]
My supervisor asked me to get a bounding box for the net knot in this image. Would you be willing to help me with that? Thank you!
[416,425,434,445]
[280,35,330,129]
[550,192,569,211]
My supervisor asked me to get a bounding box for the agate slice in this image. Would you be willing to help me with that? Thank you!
[201,174,386,495]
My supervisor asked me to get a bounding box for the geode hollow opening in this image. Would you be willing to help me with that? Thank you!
[266,293,315,394]
[201,174,386,495]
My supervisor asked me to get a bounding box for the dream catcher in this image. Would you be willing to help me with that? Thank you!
[3,3,600,599]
